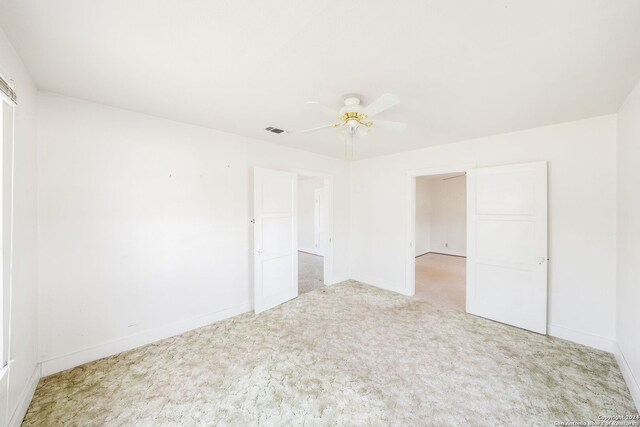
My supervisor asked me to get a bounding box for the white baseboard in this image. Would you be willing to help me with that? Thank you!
[9,364,41,427]
[548,324,616,353]
[614,343,640,412]
[349,274,406,295]
[40,302,252,377]
[326,276,349,286]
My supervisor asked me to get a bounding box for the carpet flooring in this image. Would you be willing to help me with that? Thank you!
[414,253,466,311]
[298,251,324,294]
[23,282,637,426]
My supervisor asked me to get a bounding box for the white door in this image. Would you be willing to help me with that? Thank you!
[314,188,324,256]
[254,167,298,313]
[466,161,548,334]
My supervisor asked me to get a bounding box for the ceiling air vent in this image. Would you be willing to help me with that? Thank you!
[265,126,286,134]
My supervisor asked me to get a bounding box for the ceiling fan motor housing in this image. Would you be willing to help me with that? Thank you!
[339,97,369,129]
[340,97,363,115]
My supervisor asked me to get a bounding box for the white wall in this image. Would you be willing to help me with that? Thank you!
[351,115,617,351]
[415,175,466,257]
[430,176,466,256]
[298,177,323,255]
[36,92,350,376]
[616,78,640,408]
[0,28,39,427]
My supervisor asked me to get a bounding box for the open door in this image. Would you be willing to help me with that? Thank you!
[466,161,548,334]
[254,167,298,313]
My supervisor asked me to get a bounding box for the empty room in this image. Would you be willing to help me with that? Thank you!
[413,172,467,310]
[1,1,639,426]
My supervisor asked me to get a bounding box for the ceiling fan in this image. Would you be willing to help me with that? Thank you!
[299,93,407,150]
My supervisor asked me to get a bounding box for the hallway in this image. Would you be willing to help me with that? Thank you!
[414,253,466,311]
[298,251,324,294]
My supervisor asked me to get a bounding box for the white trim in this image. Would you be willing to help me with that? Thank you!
[614,343,640,412]
[405,163,476,295]
[313,187,324,256]
[40,302,251,377]
[5,91,18,425]
[1,99,15,375]
[8,364,40,427]
[547,324,616,353]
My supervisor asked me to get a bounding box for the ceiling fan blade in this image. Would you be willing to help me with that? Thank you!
[299,123,336,133]
[363,93,400,118]
[306,101,339,118]
[371,119,407,131]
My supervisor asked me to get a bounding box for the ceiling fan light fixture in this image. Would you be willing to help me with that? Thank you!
[299,93,406,153]
[358,125,371,138]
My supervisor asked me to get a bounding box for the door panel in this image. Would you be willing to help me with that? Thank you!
[262,175,295,213]
[262,216,294,256]
[476,220,535,263]
[262,256,294,298]
[254,168,298,313]
[476,171,536,215]
[467,161,548,334]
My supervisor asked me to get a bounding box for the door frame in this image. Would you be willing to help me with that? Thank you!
[313,187,324,256]
[292,169,335,286]
[405,163,476,296]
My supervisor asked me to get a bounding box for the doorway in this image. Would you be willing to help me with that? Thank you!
[414,173,467,311]
[297,175,325,294]
[253,167,334,313]
[405,162,548,334]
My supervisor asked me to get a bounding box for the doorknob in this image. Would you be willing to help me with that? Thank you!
[537,257,547,265]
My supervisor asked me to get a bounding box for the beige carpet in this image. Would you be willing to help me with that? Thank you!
[415,252,466,311]
[23,281,637,426]
[298,251,324,294]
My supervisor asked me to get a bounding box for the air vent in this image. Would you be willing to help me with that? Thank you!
[265,126,286,134]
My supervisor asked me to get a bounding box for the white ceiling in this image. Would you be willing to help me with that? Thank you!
[1,0,640,160]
